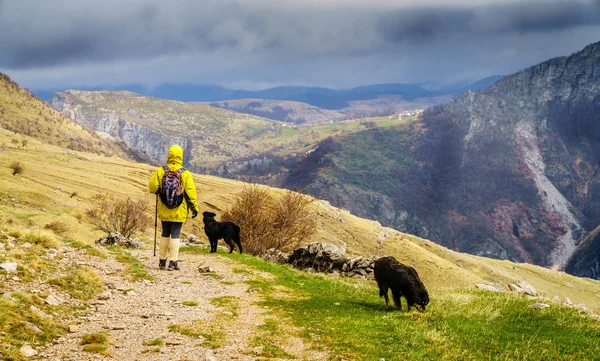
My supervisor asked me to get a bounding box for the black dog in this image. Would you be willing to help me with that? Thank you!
[202,212,243,254]
[374,256,429,311]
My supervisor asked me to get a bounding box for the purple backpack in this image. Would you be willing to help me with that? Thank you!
[159,166,186,209]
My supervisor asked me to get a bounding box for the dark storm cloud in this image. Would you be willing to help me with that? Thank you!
[2,0,598,70]
[378,1,600,43]
[1,0,599,89]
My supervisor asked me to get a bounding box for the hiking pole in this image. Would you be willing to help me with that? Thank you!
[154,194,158,257]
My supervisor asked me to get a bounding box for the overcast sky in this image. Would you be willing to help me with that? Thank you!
[1,0,599,91]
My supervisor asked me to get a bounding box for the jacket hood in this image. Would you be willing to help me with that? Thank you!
[167,145,184,166]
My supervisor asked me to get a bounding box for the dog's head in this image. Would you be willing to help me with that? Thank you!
[414,291,430,311]
[202,211,217,223]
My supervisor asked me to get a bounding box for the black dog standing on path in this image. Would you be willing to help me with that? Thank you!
[202,212,243,254]
[374,256,429,311]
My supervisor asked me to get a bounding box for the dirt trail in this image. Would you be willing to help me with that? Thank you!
[37,247,328,361]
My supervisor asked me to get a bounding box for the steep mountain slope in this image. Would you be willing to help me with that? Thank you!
[2,126,600,310]
[0,73,129,157]
[282,41,600,270]
[49,90,286,169]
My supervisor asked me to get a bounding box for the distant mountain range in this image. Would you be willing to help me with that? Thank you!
[33,77,504,110]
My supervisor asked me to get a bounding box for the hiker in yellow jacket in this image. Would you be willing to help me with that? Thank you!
[149,145,199,271]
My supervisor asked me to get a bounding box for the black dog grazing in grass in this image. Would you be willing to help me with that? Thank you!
[202,212,243,254]
[374,256,429,311]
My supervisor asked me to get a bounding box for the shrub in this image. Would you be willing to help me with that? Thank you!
[44,221,68,235]
[22,229,61,248]
[222,184,316,255]
[86,196,150,238]
[9,161,23,175]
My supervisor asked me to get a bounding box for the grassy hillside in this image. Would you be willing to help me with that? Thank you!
[0,73,126,157]
[51,89,423,169]
[1,127,600,359]
[1,127,599,309]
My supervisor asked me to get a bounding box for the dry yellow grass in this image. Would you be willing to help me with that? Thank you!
[1,126,599,312]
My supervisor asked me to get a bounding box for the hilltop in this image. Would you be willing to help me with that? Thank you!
[0,73,131,158]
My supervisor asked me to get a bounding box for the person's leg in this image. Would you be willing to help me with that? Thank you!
[167,223,183,271]
[159,221,172,270]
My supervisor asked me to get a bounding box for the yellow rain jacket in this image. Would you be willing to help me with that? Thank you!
[149,145,199,222]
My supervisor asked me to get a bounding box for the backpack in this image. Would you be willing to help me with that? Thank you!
[159,165,187,209]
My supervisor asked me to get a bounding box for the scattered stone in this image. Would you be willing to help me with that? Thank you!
[529,303,550,309]
[95,232,145,248]
[476,283,507,293]
[508,284,525,293]
[591,314,600,322]
[204,351,217,361]
[26,322,43,334]
[564,297,573,306]
[97,291,111,301]
[0,243,5,250]
[68,325,79,333]
[518,281,537,296]
[198,265,214,273]
[262,248,290,264]
[109,325,126,330]
[575,303,591,313]
[185,234,202,244]
[124,290,137,296]
[45,294,64,306]
[30,306,51,319]
[19,345,37,357]
[0,262,18,273]
[21,242,32,248]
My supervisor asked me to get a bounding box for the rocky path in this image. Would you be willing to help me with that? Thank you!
[36,247,329,361]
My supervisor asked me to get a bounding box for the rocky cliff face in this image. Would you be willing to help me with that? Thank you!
[49,90,279,170]
[279,41,600,270]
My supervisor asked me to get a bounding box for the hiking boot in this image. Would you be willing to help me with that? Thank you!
[167,261,179,271]
[159,259,167,270]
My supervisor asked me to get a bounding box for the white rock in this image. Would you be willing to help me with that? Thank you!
[564,297,573,305]
[475,283,506,292]
[204,351,217,361]
[0,243,5,250]
[30,305,51,319]
[20,345,37,357]
[45,294,64,306]
[185,234,202,244]
[0,262,17,273]
[518,281,537,296]
[529,303,550,309]
[508,284,525,293]
[22,242,32,248]
[97,291,111,301]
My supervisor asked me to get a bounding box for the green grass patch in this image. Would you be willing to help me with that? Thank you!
[109,246,154,281]
[251,318,296,359]
[49,266,103,300]
[143,338,164,346]
[181,281,193,284]
[0,293,65,360]
[182,301,199,307]
[218,252,600,361]
[64,238,107,258]
[81,332,111,355]
[168,324,202,338]
[141,347,161,353]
